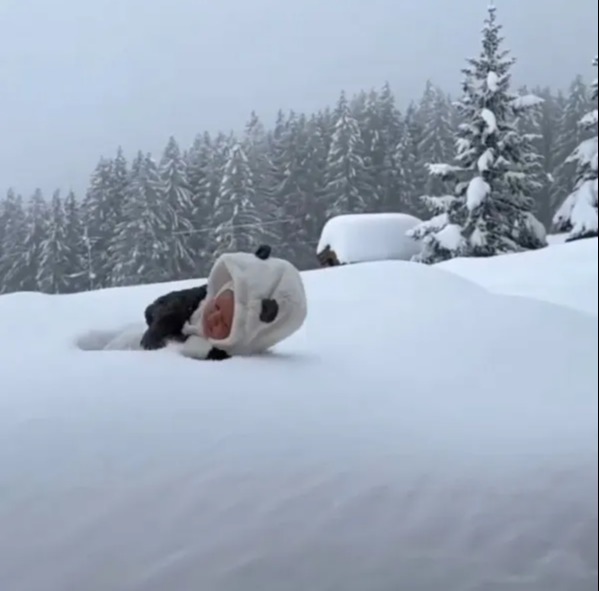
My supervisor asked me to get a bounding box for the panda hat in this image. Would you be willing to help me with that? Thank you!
[182,246,307,358]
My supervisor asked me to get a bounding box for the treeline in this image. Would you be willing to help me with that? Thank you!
[0,6,596,294]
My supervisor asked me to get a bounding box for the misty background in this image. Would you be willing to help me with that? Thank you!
[1,0,597,196]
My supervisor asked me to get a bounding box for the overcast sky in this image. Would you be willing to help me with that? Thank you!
[1,0,597,196]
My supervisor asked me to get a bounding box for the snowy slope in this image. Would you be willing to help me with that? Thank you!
[437,237,598,317]
[0,242,597,591]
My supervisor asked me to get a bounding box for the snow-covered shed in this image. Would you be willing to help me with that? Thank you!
[316,213,422,266]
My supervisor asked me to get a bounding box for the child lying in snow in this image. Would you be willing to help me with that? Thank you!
[139,245,307,360]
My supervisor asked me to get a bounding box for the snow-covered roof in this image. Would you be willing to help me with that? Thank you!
[317,212,422,264]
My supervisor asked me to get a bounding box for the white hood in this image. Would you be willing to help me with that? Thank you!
[207,251,307,355]
[182,251,307,358]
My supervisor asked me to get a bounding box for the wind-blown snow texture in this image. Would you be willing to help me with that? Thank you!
[0,240,597,591]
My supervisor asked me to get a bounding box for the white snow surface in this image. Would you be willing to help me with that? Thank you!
[317,212,422,263]
[1,240,597,591]
[437,237,598,317]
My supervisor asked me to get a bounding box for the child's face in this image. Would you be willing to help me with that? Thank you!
[202,290,235,340]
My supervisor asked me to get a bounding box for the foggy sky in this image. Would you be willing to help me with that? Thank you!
[1,0,597,197]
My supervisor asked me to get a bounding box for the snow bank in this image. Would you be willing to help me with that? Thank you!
[316,212,422,263]
[0,244,597,591]
[437,237,598,317]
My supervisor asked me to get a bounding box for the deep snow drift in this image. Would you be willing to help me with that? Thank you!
[0,239,597,591]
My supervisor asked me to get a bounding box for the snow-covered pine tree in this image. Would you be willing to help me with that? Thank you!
[552,56,598,241]
[243,111,281,246]
[416,82,455,197]
[0,189,29,293]
[409,5,547,263]
[62,190,89,293]
[37,191,71,294]
[376,82,403,210]
[158,136,196,279]
[392,120,421,216]
[353,89,384,211]
[82,157,117,289]
[111,147,129,212]
[300,113,329,252]
[110,152,175,286]
[523,86,562,227]
[18,189,48,291]
[323,91,374,218]
[212,141,263,259]
[267,112,319,267]
[550,75,593,212]
[186,132,215,271]
[513,85,547,221]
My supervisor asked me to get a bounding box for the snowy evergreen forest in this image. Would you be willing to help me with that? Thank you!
[0,6,597,295]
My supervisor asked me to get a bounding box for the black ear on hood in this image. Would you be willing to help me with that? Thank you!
[260,298,279,323]
[255,244,272,260]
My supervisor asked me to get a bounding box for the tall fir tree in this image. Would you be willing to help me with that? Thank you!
[243,111,280,246]
[111,152,178,286]
[158,136,196,279]
[0,190,29,293]
[62,190,88,292]
[19,189,48,291]
[416,81,455,197]
[323,91,374,219]
[525,86,562,226]
[392,121,421,216]
[82,157,118,288]
[409,5,547,263]
[37,191,71,294]
[186,132,214,270]
[212,142,263,259]
[552,56,598,241]
[376,81,403,210]
[550,75,593,212]
[268,112,319,268]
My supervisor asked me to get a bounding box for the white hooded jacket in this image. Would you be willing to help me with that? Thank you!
[180,251,308,359]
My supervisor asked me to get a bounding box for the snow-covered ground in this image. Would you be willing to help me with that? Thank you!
[437,236,598,317]
[1,239,597,591]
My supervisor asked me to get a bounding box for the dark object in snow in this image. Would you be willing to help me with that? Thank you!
[260,298,279,323]
[317,244,342,267]
[255,244,272,260]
